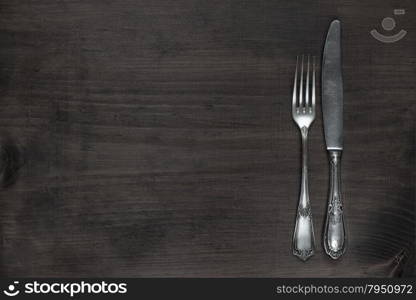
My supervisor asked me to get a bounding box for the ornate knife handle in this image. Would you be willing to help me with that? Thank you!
[324,150,346,259]
[292,127,315,261]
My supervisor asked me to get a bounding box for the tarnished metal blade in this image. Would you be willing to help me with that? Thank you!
[322,20,343,150]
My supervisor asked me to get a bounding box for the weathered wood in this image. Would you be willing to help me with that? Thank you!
[0,0,414,277]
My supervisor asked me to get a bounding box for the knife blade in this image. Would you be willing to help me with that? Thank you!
[322,19,346,259]
[322,19,343,150]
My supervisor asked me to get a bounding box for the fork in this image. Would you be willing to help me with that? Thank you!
[291,55,316,261]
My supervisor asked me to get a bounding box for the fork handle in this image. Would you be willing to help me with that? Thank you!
[324,150,346,259]
[292,127,315,261]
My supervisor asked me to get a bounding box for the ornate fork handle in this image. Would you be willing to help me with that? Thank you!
[292,126,315,261]
[323,150,346,259]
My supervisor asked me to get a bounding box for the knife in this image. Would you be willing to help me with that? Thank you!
[322,19,346,259]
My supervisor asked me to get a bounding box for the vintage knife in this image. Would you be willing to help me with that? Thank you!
[322,19,346,259]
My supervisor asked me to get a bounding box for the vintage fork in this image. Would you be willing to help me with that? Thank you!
[291,55,316,261]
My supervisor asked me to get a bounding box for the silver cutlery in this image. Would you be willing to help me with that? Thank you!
[322,19,346,259]
[292,55,316,261]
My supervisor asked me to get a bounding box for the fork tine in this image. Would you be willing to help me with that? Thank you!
[312,56,316,111]
[305,55,310,109]
[299,55,304,107]
[292,56,298,111]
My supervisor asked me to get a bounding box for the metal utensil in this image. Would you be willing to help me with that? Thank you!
[322,19,346,259]
[292,55,316,261]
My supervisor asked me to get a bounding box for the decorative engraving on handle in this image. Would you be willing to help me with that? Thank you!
[328,194,343,225]
[298,206,311,217]
[324,150,346,259]
[292,127,315,261]
[293,202,315,261]
[293,248,314,261]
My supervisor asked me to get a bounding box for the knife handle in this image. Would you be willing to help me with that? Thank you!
[324,150,346,259]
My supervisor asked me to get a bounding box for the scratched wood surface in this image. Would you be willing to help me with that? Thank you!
[0,0,414,277]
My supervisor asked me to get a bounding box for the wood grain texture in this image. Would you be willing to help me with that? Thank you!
[0,0,414,277]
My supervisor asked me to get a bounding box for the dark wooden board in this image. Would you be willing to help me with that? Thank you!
[0,0,415,277]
